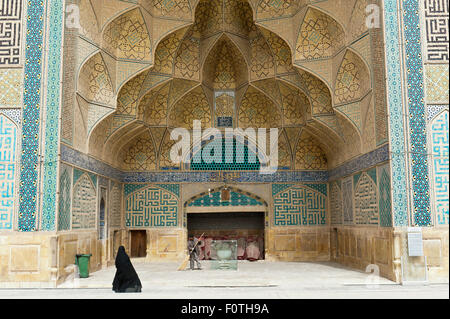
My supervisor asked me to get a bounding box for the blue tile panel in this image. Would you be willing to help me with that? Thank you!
[18,0,46,231]
[382,0,410,226]
[402,0,432,226]
[41,0,64,231]
[62,144,392,184]
[272,184,327,226]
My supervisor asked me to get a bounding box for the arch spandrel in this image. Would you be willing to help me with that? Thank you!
[145,0,193,20]
[77,52,116,107]
[256,0,305,21]
[251,78,282,105]
[279,81,308,126]
[173,32,201,80]
[141,82,171,126]
[152,27,191,75]
[119,129,157,171]
[238,86,282,129]
[102,8,152,63]
[104,122,148,165]
[116,70,149,117]
[347,0,370,42]
[79,0,101,43]
[91,0,139,31]
[167,79,201,110]
[295,130,328,170]
[294,7,345,62]
[249,31,276,80]
[334,49,371,106]
[167,85,212,129]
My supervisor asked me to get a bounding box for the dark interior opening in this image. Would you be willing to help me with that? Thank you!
[130,230,147,258]
[187,212,265,260]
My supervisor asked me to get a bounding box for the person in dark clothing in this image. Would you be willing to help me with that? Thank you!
[112,246,142,293]
[188,237,202,270]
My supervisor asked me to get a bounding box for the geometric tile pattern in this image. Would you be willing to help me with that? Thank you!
[78,53,115,106]
[0,108,21,125]
[256,0,299,20]
[422,0,449,62]
[72,173,97,229]
[125,185,178,227]
[58,164,72,231]
[342,176,353,224]
[102,8,151,62]
[239,86,281,129]
[430,111,449,225]
[152,0,192,20]
[0,69,23,107]
[189,138,261,171]
[427,104,449,122]
[425,64,449,103]
[295,7,344,61]
[18,0,45,231]
[273,184,327,226]
[334,50,370,105]
[41,0,64,231]
[109,182,122,228]
[378,164,393,227]
[121,130,157,171]
[0,0,22,66]
[382,0,409,226]
[0,114,17,230]
[330,181,343,225]
[168,86,212,129]
[295,131,328,170]
[402,0,431,226]
[354,171,378,225]
[188,191,264,207]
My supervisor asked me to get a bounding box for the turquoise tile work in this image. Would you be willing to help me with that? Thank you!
[58,164,72,231]
[272,184,327,226]
[402,0,431,226]
[383,0,409,226]
[188,191,264,207]
[189,138,261,171]
[378,164,393,227]
[124,184,179,227]
[42,0,65,231]
[0,114,18,230]
[18,0,46,231]
[429,110,449,225]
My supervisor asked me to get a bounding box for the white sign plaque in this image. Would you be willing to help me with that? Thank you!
[408,229,424,257]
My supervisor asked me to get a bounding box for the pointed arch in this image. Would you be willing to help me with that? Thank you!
[185,186,268,208]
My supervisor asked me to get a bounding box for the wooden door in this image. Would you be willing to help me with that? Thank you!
[130,230,147,257]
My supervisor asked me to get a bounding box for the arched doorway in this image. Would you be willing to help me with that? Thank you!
[184,186,268,261]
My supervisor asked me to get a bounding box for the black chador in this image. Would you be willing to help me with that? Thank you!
[112,246,142,293]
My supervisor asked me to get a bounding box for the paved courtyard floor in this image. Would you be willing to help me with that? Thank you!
[0,261,448,299]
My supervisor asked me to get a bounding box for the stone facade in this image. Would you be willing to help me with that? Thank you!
[0,0,448,286]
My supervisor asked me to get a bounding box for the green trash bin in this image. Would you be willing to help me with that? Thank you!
[75,254,92,278]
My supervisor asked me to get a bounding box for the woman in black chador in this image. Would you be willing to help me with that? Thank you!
[112,246,142,293]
